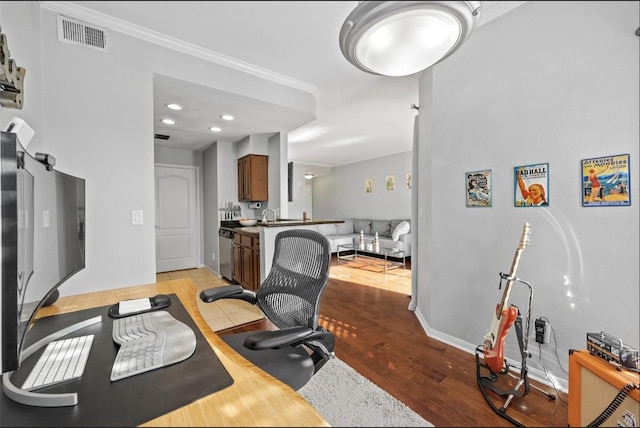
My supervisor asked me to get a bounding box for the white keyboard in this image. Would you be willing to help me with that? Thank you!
[110,311,196,381]
[110,328,166,381]
[21,335,94,391]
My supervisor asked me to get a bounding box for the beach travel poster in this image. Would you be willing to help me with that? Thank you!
[581,154,630,207]
[466,169,492,207]
[514,163,549,207]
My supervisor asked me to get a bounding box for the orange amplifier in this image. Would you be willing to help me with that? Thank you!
[569,349,639,427]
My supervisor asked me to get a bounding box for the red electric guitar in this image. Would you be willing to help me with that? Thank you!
[483,222,532,373]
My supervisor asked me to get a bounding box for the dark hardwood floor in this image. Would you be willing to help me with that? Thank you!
[221,256,568,427]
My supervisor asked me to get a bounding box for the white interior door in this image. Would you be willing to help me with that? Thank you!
[155,165,199,273]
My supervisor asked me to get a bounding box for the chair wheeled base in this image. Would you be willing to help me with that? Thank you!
[201,229,335,391]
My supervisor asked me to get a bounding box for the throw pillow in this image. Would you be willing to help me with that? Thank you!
[391,221,410,241]
[336,219,354,234]
[354,219,372,235]
[371,220,391,237]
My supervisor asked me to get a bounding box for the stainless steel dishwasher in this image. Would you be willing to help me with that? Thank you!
[218,228,234,281]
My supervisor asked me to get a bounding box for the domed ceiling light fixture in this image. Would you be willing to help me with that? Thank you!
[304,173,315,179]
[339,1,482,77]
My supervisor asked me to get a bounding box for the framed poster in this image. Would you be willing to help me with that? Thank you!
[515,163,549,207]
[465,169,492,207]
[581,154,630,207]
[385,175,395,190]
[364,178,373,193]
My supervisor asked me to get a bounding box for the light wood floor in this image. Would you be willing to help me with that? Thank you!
[216,256,569,427]
[156,269,264,332]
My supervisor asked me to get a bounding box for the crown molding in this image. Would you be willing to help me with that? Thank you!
[478,1,528,27]
[39,1,320,98]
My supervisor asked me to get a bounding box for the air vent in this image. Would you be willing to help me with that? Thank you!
[57,15,108,51]
[154,134,170,140]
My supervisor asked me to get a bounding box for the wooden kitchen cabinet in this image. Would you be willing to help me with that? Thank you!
[237,154,268,201]
[232,232,260,291]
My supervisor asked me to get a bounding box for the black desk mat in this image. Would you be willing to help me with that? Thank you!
[0,294,234,426]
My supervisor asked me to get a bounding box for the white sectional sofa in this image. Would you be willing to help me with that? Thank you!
[311,218,411,257]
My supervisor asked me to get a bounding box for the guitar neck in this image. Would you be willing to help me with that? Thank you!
[484,223,531,350]
[498,248,524,313]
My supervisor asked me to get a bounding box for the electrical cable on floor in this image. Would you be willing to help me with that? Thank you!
[540,316,568,373]
[535,317,568,405]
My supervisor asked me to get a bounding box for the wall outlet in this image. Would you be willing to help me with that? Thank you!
[535,318,546,344]
[131,210,144,225]
[534,318,551,344]
[42,210,50,228]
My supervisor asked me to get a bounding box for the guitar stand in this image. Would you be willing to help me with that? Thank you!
[475,274,555,427]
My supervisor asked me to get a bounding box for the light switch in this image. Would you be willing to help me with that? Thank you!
[42,210,50,228]
[132,210,144,225]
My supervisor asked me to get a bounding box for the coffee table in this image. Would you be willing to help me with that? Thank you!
[336,243,406,273]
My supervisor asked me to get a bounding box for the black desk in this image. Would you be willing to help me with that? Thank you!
[1,294,234,427]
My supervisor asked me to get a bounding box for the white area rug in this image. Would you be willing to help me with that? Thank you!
[298,358,433,427]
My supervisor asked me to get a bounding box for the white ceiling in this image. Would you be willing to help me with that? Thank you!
[51,1,526,167]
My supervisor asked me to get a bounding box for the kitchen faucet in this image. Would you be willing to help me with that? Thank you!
[261,208,276,223]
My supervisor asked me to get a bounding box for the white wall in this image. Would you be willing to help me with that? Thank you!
[415,0,639,390]
[313,151,413,220]
[288,162,330,219]
[202,142,218,274]
[267,132,286,218]
[154,146,203,168]
[0,3,315,299]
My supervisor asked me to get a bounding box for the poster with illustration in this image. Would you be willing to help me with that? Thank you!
[465,169,492,207]
[514,163,549,207]
[364,178,373,193]
[385,175,395,190]
[581,154,630,207]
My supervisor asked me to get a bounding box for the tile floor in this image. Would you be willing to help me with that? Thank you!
[156,268,264,332]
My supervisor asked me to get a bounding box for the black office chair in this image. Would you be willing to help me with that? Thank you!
[200,228,335,390]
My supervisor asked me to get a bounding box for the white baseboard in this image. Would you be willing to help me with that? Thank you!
[413,308,568,393]
[202,264,223,279]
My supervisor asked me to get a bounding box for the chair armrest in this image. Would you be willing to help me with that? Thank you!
[305,329,335,354]
[199,284,257,305]
[243,326,313,350]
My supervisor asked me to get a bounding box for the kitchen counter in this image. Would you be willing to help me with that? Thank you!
[219,219,344,286]
[221,219,343,237]
[258,219,344,227]
[232,226,259,237]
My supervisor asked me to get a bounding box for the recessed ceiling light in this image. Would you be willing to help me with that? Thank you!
[162,118,175,125]
[220,114,234,121]
[165,103,183,110]
[210,127,222,132]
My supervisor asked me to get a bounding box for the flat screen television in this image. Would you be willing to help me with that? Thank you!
[1,130,87,404]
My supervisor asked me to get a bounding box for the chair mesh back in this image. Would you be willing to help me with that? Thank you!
[256,229,331,330]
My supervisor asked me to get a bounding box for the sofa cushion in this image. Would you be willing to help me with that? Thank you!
[316,223,338,236]
[371,220,391,237]
[354,219,372,235]
[391,220,411,241]
[379,238,404,253]
[335,218,354,234]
